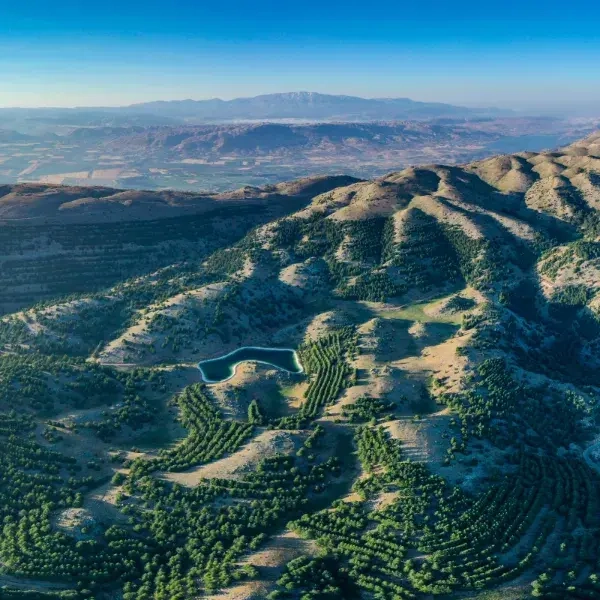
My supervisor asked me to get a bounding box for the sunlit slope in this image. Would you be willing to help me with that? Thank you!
[0,175,357,313]
[0,134,599,600]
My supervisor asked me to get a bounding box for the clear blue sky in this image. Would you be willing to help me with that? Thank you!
[1,0,599,110]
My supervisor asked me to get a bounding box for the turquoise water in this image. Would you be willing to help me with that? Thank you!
[198,346,303,383]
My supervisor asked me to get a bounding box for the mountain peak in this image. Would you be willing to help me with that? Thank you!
[124,91,509,121]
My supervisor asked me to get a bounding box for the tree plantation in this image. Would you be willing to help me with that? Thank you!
[1,136,600,599]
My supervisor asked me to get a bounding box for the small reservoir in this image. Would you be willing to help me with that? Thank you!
[198,346,303,383]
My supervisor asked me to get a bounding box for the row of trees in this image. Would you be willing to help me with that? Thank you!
[280,422,600,599]
[134,384,253,474]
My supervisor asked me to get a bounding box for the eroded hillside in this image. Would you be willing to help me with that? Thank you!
[0,134,599,600]
[0,175,357,313]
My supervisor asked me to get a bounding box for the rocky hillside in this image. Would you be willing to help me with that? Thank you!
[0,175,357,313]
[0,133,599,600]
[99,121,500,156]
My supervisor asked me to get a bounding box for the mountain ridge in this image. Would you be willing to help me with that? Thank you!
[0,92,511,125]
[2,131,597,225]
[0,132,599,600]
[124,90,511,121]
[0,175,360,225]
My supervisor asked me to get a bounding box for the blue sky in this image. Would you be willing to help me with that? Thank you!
[1,0,599,109]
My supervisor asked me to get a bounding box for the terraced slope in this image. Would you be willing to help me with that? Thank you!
[0,175,358,313]
[0,134,599,600]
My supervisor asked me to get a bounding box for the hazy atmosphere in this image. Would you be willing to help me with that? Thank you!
[1,0,600,111]
[2,3,600,600]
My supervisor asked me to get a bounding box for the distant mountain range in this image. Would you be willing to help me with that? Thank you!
[0,92,511,133]
[125,91,510,121]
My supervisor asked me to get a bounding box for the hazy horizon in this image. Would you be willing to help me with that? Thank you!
[0,90,518,111]
[0,90,597,118]
[2,0,599,113]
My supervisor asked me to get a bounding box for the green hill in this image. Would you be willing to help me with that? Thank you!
[0,134,599,600]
